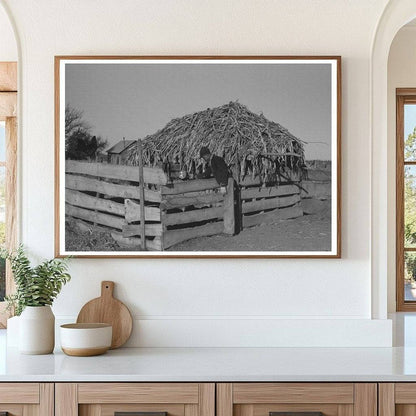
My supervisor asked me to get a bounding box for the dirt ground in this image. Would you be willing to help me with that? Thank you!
[65,218,126,252]
[65,198,331,253]
[169,198,332,252]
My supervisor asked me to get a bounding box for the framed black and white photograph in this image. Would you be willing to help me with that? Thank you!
[55,56,341,258]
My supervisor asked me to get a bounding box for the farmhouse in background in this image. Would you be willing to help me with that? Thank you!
[107,138,136,165]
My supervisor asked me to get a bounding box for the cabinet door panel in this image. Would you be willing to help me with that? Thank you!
[0,383,53,416]
[58,383,215,416]
[218,383,376,416]
[379,383,416,416]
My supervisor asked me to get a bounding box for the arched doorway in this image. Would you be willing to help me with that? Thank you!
[371,0,416,319]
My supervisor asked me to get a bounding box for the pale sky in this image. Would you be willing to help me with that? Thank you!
[65,62,333,160]
[0,122,5,161]
[405,104,416,139]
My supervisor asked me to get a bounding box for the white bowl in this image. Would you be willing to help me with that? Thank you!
[60,323,112,356]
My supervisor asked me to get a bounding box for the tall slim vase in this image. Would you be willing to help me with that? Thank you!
[19,306,55,354]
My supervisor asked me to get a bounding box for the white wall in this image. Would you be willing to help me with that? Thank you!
[0,0,393,346]
[387,25,416,312]
[0,4,17,61]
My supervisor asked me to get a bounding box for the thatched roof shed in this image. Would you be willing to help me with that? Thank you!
[127,101,306,183]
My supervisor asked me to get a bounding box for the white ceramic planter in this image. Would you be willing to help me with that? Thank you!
[19,306,55,354]
[6,315,20,347]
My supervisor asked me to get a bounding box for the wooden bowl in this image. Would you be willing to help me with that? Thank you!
[60,323,112,356]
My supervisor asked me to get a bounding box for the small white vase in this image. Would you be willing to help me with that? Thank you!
[19,306,55,354]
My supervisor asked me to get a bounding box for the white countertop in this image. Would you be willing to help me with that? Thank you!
[1,328,416,382]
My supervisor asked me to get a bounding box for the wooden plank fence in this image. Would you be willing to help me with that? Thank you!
[66,160,167,185]
[65,160,234,251]
[240,182,303,229]
[65,160,167,251]
[66,174,162,202]
[65,159,304,251]
[159,177,234,249]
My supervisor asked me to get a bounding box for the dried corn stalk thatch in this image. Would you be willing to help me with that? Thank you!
[126,101,306,184]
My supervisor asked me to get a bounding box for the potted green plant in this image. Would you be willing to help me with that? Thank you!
[1,245,71,354]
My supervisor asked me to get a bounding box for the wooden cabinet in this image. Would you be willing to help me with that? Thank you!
[0,383,53,416]
[379,383,416,416]
[0,381,385,416]
[55,383,215,416]
[217,383,377,416]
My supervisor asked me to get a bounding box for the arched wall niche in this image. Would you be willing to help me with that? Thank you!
[372,0,416,319]
[386,17,416,313]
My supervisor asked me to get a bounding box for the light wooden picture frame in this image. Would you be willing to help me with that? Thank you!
[55,56,341,258]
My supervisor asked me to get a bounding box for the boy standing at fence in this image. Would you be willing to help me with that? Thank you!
[198,146,241,234]
[198,146,229,193]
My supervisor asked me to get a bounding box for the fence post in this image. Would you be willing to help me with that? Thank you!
[137,139,146,250]
[223,177,235,235]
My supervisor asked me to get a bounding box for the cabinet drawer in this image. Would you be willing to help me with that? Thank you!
[217,383,376,416]
[56,383,215,416]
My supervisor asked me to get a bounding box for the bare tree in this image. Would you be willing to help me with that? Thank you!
[65,105,91,139]
[65,105,107,160]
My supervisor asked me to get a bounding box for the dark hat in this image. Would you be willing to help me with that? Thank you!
[200,146,211,158]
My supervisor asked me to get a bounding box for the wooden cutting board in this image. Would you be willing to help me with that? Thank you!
[76,281,133,349]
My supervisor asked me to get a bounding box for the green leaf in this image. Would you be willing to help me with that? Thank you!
[5,245,71,314]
